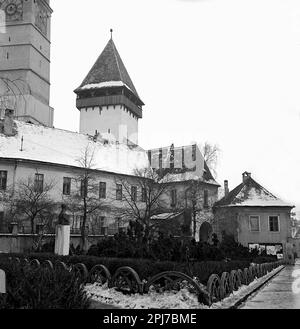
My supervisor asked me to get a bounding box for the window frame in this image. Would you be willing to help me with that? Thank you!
[99,182,107,199]
[131,186,137,202]
[116,184,123,201]
[63,177,71,196]
[0,171,8,191]
[99,216,108,236]
[34,173,44,193]
[192,144,197,162]
[203,189,209,208]
[171,189,177,208]
[80,179,88,198]
[249,215,261,232]
[269,215,280,233]
[141,187,147,203]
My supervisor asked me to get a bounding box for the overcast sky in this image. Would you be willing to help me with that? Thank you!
[50,0,300,214]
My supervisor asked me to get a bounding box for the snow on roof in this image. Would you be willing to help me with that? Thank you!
[163,172,220,186]
[75,38,142,102]
[215,175,293,208]
[148,144,220,186]
[151,212,184,221]
[0,121,149,176]
[230,186,292,207]
[79,81,134,93]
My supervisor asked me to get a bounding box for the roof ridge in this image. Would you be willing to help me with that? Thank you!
[111,40,123,83]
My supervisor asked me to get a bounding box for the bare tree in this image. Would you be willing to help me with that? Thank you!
[1,175,57,251]
[65,144,109,251]
[200,142,220,178]
[115,168,170,246]
[8,176,56,235]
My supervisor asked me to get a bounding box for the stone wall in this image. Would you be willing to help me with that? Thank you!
[0,234,104,254]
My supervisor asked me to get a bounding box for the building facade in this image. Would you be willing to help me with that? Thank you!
[0,0,54,126]
[214,172,294,259]
[0,1,220,250]
[0,119,218,242]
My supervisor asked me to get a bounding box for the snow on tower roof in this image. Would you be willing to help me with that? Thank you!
[0,121,149,176]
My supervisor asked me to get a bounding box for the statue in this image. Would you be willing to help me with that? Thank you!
[55,204,70,256]
[57,204,70,226]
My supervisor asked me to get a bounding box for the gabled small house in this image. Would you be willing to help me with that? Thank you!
[213,172,295,259]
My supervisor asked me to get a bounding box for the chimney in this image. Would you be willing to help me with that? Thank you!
[224,180,229,197]
[3,109,16,136]
[242,172,251,183]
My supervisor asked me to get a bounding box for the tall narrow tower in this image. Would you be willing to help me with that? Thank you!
[74,34,144,145]
[0,0,54,127]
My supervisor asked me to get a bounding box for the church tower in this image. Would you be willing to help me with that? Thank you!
[0,0,54,127]
[74,33,144,145]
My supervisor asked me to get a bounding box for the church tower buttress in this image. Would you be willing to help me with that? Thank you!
[0,0,54,127]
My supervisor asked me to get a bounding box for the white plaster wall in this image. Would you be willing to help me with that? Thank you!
[237,208,292,246]
[0,160,146,227]
[80,105,138,144]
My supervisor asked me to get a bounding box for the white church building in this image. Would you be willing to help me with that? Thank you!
[0,0,219,247]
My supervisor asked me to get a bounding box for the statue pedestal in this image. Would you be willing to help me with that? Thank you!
[55,225,70,256]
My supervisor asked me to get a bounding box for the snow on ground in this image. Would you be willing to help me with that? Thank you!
[85,283,209,309]
[85,267,283,309]
[211,266,284,309]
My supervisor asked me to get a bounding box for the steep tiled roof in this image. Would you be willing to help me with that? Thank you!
[75,38,141,101]
[214,174,293,208]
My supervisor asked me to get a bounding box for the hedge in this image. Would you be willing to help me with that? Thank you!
[0,258,90,309]
[0,253,253,284]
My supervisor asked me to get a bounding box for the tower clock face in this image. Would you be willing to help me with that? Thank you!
[0,0,23,21]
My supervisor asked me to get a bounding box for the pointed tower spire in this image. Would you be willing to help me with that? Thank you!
[74,35,144,145]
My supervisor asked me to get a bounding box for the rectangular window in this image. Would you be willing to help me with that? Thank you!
[141,188,147,203]
[159,149,163,169]
[80,179,87,198]
[116,184,123,200]
[71,215,82,234]
[0,171,7,190]
[34,174,44,193]
[204,190,209,208]
[99,216,107,236]
[0,212,4,233]
[63,177,71,195]
[170,145,175,170]
[108,221,118,236]
[171,189,177,207]
[131,186,137,202]
[249,216,260,232]
[99,182,107,199]
[192,144,197,162]
[117,217,126,234]
[269,216,280,232]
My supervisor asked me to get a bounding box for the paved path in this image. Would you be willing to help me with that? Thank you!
[241,260,300,309]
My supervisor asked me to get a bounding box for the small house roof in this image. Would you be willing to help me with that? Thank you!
[214,173,294,208]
